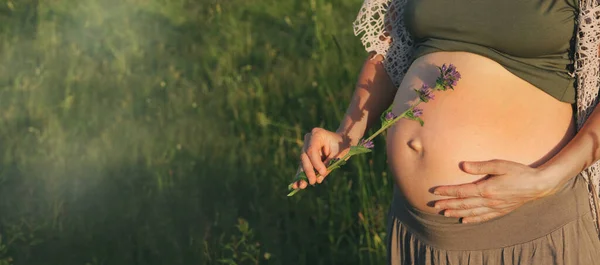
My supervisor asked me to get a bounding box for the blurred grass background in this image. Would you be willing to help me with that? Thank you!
[0,0,394,264]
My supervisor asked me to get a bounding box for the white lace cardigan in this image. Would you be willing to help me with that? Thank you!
[353,0,600,233]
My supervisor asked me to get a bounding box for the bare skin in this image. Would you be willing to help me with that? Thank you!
[292,51,600,224]
[385,52,575,214]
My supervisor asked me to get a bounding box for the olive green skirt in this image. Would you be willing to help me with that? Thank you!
[387,175,600,264]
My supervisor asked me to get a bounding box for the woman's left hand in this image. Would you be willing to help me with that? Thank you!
[432,159,562,223]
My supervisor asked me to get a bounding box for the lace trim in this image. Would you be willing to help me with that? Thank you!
[353,0,413,87]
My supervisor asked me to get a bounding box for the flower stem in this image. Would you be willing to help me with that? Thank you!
[364,101,422,143]
[287,151,352,196]
[287,101,423,196]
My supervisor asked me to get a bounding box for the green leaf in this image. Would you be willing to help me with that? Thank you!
[217,259,236,265]
[287,188,301,197]
[416,117,424,126]
[293,171,308,183]
[381,119,392,128]
[348,146,372,156]
[241,253,258,262]
[434,79,446,91]
[336,159,347,167]
[237,218,249,233]
[327,158,340,166]
[287,173,309,196]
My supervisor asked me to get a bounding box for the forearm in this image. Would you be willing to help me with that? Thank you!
[335,54,397,145]
[539,105,600,189]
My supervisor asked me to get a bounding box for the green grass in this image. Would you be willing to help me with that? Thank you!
[0,0,394,264]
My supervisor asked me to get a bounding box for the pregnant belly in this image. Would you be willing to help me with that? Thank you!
[386,52,576,214]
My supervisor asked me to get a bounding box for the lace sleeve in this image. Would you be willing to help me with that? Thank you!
[352,0,414,87]
[574,4,600,129]
[574,1,600,232]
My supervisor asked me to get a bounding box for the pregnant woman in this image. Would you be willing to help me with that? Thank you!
[291,0,600,264]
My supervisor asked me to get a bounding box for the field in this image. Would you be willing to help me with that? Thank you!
[0,0,394,264]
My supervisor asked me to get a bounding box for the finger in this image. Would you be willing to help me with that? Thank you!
[433,183,484,198]
[317,156,339,184]
[461,212,504,224]
[292,179,307,189]
[291,165,304,189]
[443,207,494,218]
[307,146,327,177]
[299,180,308,189]
[302,133,311,152]
[300,153,317,185]
[460,160,512,175]
[434,197,488,210]
[317,174,326,184]
[318,152,348,183]
[292,180,305,189]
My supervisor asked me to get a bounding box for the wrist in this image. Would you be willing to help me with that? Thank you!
[334,128,361,146]
[535,164,571,197]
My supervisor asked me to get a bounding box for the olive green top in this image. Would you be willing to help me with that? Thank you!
[404,0,579,103]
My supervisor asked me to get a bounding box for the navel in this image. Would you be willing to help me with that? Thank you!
[407,139,424,156]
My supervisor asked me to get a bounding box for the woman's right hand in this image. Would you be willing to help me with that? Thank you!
[291,128,351,190]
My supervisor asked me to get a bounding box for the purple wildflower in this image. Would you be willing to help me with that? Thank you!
[445,64,461,80]
[385,112,397,121]
[436,63,461,90]
[358,139,374,149]
[416,84,435,102]
[412,108,423,117]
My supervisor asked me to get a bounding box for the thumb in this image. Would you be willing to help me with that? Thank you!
[460,160,510,175]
